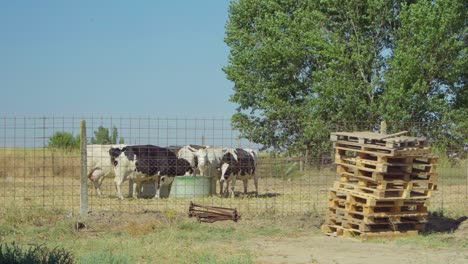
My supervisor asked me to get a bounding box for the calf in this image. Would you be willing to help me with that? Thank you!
[219,148,258,198]
[109,145,191,199]
[87,144,126,196]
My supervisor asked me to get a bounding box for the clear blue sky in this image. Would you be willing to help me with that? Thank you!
[0,1,236,117]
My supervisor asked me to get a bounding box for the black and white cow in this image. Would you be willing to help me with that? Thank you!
[219,148,258,198]
[109,145,191,199]
[195,147,234,195]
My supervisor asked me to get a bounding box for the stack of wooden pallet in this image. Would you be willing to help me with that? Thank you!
[321,131,438,240]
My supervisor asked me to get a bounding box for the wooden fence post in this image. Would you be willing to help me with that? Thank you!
[380,120,387,134]
[80,120,88,217]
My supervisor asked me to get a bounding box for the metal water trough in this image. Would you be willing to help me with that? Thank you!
[170,176,214,198]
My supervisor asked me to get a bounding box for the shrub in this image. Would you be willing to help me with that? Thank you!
[47,132,80,150]
[0,242,74,264]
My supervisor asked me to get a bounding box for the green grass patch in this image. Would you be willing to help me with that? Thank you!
[395,232,468,248]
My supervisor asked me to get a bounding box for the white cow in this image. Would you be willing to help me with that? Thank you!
[177,145,203,176]
[86,144,127,196]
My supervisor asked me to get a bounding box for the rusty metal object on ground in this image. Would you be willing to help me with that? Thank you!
[188,202,240,223]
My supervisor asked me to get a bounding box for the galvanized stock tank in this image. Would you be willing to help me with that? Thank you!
[169,176,214,198]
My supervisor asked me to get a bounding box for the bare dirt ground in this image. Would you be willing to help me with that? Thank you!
[250,216,468,264]
[80,210,468,264]
[250,231,467,264]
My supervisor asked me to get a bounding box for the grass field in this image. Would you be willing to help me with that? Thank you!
[0,148,467,263]
[0,204,467,263]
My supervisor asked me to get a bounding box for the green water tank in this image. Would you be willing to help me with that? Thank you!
[170,176,214,198]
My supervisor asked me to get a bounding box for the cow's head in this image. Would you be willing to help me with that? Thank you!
[109,147,123,166]
[196,148,209,176]
[219,152,237,182]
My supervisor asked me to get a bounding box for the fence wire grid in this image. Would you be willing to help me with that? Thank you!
[0,116,466,218]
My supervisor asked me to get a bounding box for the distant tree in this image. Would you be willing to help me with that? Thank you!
[111,127,118,144]
[91,126,111,144]
[91,126,124,144]
[48,132,79,150]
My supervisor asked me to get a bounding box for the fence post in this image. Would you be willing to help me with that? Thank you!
[80,120,88,217]
[380,120,387,134]
[51,153,55,177]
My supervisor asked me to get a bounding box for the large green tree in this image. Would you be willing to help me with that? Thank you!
[224,0,466,157]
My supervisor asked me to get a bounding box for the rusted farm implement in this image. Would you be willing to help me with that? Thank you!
[188,202,240,223]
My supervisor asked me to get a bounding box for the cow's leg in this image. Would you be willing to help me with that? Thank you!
[220,164,231,197]
[128,178,135,198]
[132,179,139,199]
[225,180,230,197]
[253,173,259,197]
[219,179,224,196]
[89,169,104,196]
[96,173,106,196]
[114,177,124,200]
[243,177,248,194]
[229,175,237,198]
[153,176,161,199]
[220,179,231,197]
[138,180,144,196]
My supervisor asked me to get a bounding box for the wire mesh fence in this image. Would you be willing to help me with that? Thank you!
[0,116,466,218]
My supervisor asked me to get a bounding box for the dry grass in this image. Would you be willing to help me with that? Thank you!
[0,148,466,218]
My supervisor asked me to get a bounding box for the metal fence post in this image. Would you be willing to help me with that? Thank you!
[80,120,88,216]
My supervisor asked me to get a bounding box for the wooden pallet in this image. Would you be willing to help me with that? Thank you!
[338,177,437,192]
[325,215,426,232]
[336,164,438,182]
[330,131,427,149]
[327,207,428,225]
[321,224,419,240]
[335,151,438,172]
[344,203,427,215]
[333,142,432,157]
[335,150,438,165]
[329,189,430,208]
[326,131,436,239]
[333,181,435,199]
[328,194,428,214]
[336,162,437,179]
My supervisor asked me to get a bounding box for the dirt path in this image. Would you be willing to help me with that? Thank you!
[250,233,467,264]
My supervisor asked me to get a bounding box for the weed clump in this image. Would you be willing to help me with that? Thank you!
[0,242,74,264]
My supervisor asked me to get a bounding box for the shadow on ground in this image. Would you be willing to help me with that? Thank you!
[424,213,468,233]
